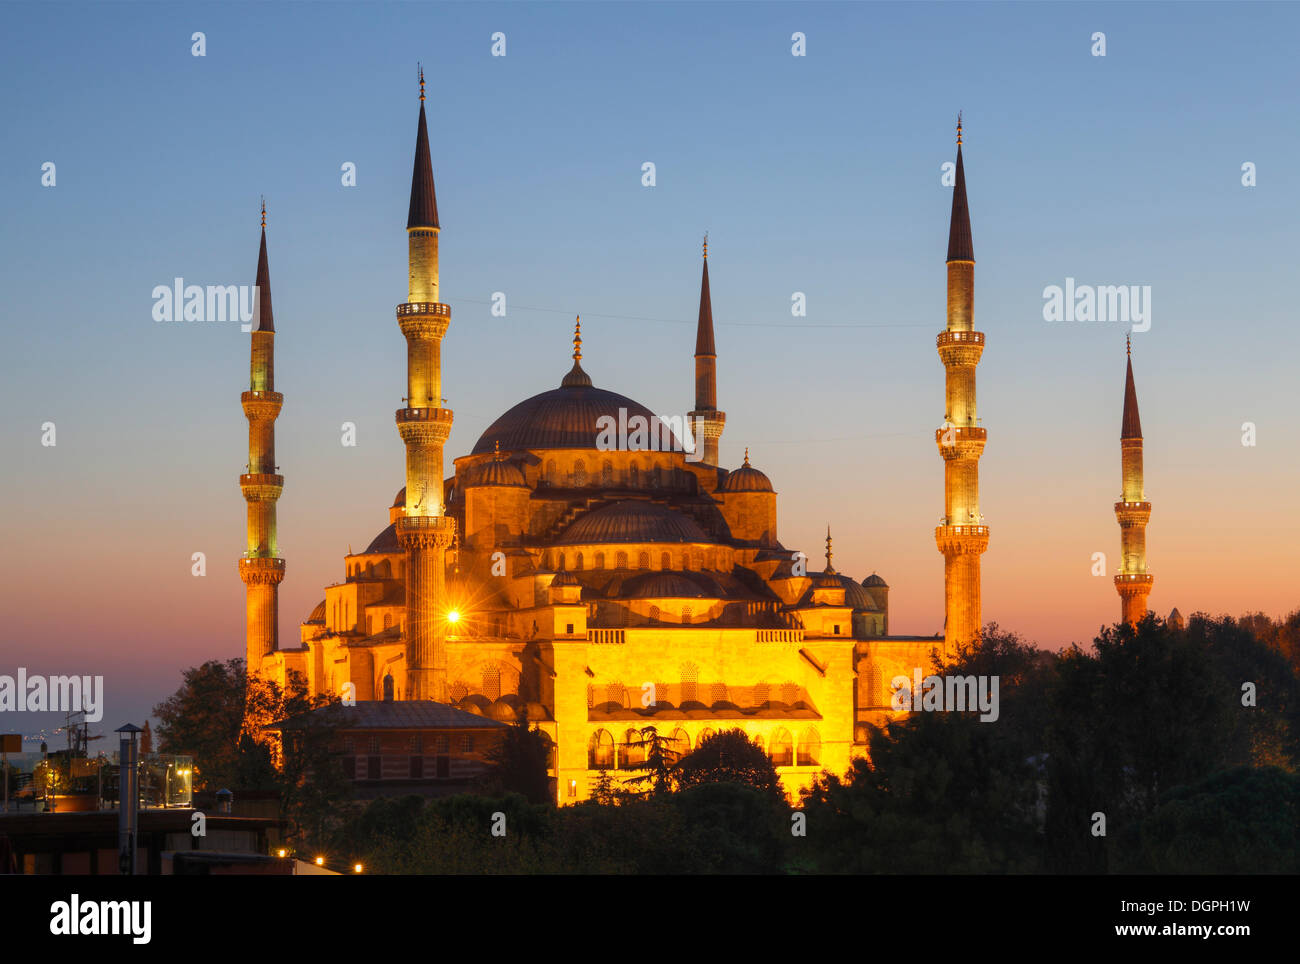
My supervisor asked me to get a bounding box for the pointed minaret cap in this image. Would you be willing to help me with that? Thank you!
[946,113,974,263]
[255,198,274,332]
[824,526,836,574]
[695,233,716,356]
[407,65,440,230]
[561,315,592,387]
[1122,334,1143,439]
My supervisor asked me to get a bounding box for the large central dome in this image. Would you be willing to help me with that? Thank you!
[471,360,680,455]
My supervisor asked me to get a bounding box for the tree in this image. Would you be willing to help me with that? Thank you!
[622,727,680,797]
[478,713,552,805]
[673,729,785,804]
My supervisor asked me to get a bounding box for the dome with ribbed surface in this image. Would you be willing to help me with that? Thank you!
[472,378,678,456]
[469,458,527,487]
[862,573,888,588]
[620,571,716,599]
[392,487,406,508]
[556,500,716,546]
[306,599,326,623]
[364,523,401,554]
[722,452,774,493]
[839,576,881,612]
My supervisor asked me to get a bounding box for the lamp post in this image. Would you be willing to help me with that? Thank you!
[116,724,141,875]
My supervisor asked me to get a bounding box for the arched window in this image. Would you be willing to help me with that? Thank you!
[781,682,800,706]
[574,459,587,486]
[698,727,716,747]
[616,551,629,569]
[450,681,469,702]
[605,682,626,707]
[595,552,605,570]
[753,682,771,707]
[769,728,794,767]
[660,551,670,570]
[575,552,584,571]
[710,683,728,706]
[669,728,690,759]
[589,729,615,769]
[648,605,660,623]
[546,459,557,484]
[623,728,647,766]
[482,664,501,700]
[680,662,699,703]
[797,727,822,766]
[638,551,649,570]
[602,461,613,486]
[383,613,392,631]
[682,606,692,624]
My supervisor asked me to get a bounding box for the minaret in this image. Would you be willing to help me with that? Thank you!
[396,67,456,702]
[688,235,725,466]
[935,114,988,651]
[238,200,286,675]
[1114,335,1153,625]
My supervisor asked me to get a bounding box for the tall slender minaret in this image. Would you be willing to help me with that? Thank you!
[688,235,725,466]
[935,114,988,651]
[238,200,286,675]
[1114,335,1153,625]
[396,67,456,702]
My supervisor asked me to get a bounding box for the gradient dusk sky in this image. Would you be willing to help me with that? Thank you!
[2,2,1297,742]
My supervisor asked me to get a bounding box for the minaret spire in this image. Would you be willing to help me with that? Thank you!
[935,115,988,653]
[689,235,726,466]
[239,200,286,678]
[396,73,456,702]
[1115,338,1153,625]
[824,526,835,574]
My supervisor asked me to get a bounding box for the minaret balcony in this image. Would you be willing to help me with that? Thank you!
[937,330,984,367]
[397,302,450,340]
[240,473,284,501]
[934,524,990,555]
[935,425,986,459]
[1113,501,1152,526]
[241,390,283,420]
[238,556,286,585]
[396,406,454,445]
[396,514,456,550]
[1114,573,1154,596]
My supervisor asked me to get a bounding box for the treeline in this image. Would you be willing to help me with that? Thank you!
[155,610,1300,873]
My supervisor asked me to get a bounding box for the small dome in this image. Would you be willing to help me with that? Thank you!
[550,568,581,587]
[364,523,401,554]
[620,571,715,599]
[556,500,716,546]
[392,487,406,508]
[306,599,326,623]
[839,576,880,613]
[813,570,841,589]
[722,451,773,492]
[862,573,888,588]
[469,458,527,487]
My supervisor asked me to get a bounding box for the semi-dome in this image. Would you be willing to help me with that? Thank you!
[620,571,714,599]
[468,458,527,487]
[306,599,326,623]
[838,575,881,613]
[471,365,679,456]
[364,523,401,554]
[721,450,774,492]
[556,500,715,546]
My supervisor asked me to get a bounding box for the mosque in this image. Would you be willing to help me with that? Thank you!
[237,79,1153,803]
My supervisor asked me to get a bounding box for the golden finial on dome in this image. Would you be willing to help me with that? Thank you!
[419,63,425,103]
[573,316,582,362]
[743,446,750,466]
[825,525,834,571]
[494,439,501,461]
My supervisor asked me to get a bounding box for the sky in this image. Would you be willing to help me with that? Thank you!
[2,1,1297,743]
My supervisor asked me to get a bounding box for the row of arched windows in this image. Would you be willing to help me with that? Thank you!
[586,727,821,769]
[543,459,690,490]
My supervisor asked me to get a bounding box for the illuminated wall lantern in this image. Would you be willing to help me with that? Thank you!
[567,779,577,798]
